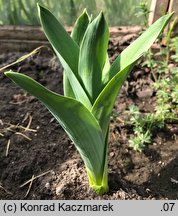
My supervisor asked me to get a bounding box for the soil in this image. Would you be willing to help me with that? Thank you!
[0,38,178,200]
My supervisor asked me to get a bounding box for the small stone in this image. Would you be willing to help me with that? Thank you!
[45,182,50,189]
[109,152,115,157]
[56,183,65,195]
[136,88,153,98]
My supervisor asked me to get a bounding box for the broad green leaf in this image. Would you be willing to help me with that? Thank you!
[63,73,75,98]
[5,71,105,185]
[38,4,91,108]
[78,12,109,103]
[71,9,90,46]
[38,4,79,75]
[105,13,174,82]
[64,9,90,99]
[102,53,110,84]
[56,53,92,109]
[92,64,133,136]
[5,7,173,195]
[92,13,173,136]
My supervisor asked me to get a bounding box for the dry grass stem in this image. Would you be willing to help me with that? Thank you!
[0,183,13,195]
[20,170,51,188]
[1,118,37,155]
[0,123,36,134]
[5,139,11,156]
[0,119,3,125]
[111,132,117,141]
[0,46,47,72]
[9,123,37,132]
[20,170,51,197]
[15,132,32,141]
[117,117,125,123]
[24,175,35,197]
[25,115,33,131]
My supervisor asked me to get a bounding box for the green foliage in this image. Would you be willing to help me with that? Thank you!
[128,65,178,152]
[128,68,178,152]
[135,2,151,27]
[154,66,178,119]
[128,27,178,152]
[128,105,165,152]
[102,0,150,26]
[128,105,151,151]
[170,37,178,62]
[5,4,172,194]
[0,0,39,25]
[128,92,177,152]
[0,0,151,26]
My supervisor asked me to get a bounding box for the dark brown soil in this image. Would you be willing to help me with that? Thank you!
[0,40,178,200]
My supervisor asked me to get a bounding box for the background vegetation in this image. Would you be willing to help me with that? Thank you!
[0,0,151,26]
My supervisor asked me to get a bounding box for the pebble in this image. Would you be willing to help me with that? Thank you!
[56,183,65,195]
[45,182,50,189]
[109,152,115,157]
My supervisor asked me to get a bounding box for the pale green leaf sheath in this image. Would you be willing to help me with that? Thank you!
[5,4,173,195]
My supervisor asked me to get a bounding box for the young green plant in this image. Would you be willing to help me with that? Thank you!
[5,4,173,194]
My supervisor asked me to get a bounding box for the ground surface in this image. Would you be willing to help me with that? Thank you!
[0,39,178,200]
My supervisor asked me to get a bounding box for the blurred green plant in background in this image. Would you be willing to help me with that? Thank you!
[0,0,151,26]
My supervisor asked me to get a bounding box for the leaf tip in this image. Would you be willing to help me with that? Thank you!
[37,2,42,13]
[97,11,107,25]
[99,11,104,18]
[4,70,15,77]
[37,2,49,17]
[83,8,87,14]
[80,8,91,22]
